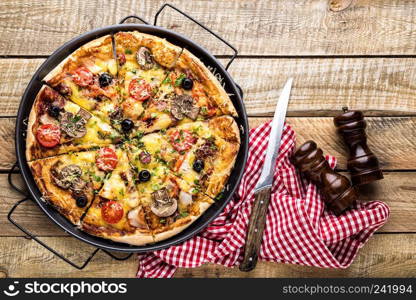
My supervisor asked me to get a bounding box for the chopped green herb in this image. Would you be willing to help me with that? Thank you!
[162,76,172,85]
[125,49,132,54]
[92,174,102,182]
[174,73,186,87]
[179,211,189,218]
[136,131,144,139]
[214,192,225,201]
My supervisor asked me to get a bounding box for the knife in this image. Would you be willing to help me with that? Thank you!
[239,78,293,272]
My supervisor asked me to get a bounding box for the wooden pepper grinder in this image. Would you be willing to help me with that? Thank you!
[292,141,358,215]
[334,107,383,185]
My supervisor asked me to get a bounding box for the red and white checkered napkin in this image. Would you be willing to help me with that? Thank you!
[137,121,390,278]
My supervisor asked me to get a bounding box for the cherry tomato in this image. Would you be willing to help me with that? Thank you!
[101,201,124,224]
[169,129,197,152]
[96,147,118,172]
[72,67,94,87]
[129,79,152,101]
[36,124,61,148]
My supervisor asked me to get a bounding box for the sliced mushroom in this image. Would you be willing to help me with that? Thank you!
[136,47,154,70]
[170,102,185,120]
[59,111,88,138]
[151,188,178,217]
[51,164,85,191]
[51,173,71,190]
[128,207,148,229]
[171,95,200,121]
[185,105,200,120]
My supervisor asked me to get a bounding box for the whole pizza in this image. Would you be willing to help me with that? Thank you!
[26,32,240,245]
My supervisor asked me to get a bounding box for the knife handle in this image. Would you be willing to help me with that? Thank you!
[239,186,272,272]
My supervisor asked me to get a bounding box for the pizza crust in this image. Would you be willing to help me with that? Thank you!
[44,35,114,84]
[114,31,182,69]
[25,87,41,161]
[130,31,182,68]
[82,221,154,246]
[176,49,238,117]
[153,201,212,242]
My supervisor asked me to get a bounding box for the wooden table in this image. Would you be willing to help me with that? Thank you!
[0,0,415,278]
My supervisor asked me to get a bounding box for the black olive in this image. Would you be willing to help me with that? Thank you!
[75,195,88,208]
[99,72,113,87]
[193,159,205,173]
[121,119,134,133]
[181,78,194,90]
[48,105,61,118]
[138,170,151,182]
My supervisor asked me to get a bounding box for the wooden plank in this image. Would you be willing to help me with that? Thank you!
[1,116,414,170]
[0,234,414,277]
[2,57,416,117]
[0,59,44,116]
[225,57,416,117]
[2,1,416,56]
[175,234,416,278]
[1,172,415,236]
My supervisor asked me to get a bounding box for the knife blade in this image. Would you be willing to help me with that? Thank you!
[254,77,293,192]
[239,78,293,272]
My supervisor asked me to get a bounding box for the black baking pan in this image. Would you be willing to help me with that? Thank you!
[15,22,249,253]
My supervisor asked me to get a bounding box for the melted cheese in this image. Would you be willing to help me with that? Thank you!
[62,100,119,145]
[65,80,95,111]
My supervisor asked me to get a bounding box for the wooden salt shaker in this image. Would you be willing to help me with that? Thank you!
[334,107,383,185]
[292,141,358,215]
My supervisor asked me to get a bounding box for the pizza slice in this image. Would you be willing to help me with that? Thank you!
[26,86,122,161]
[112,31,182,134]
[81,146,154,245]
[164,116,240,199]
[133,48,238,133]
[127,141,214,243]
[28,146,119,225]
[44,35,121,126]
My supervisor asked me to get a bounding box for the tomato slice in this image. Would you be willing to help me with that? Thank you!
[96,147,118,172]
[72,67,94,87]
[101,201,124,224]
[168,129,197,152]
[36,124,61,148]
[129,79,152,101]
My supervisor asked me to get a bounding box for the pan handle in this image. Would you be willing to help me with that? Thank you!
[119,15,149,25]
[7,198,132,269]
[154,3,238,70]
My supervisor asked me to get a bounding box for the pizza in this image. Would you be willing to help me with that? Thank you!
[26,31,240,246]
